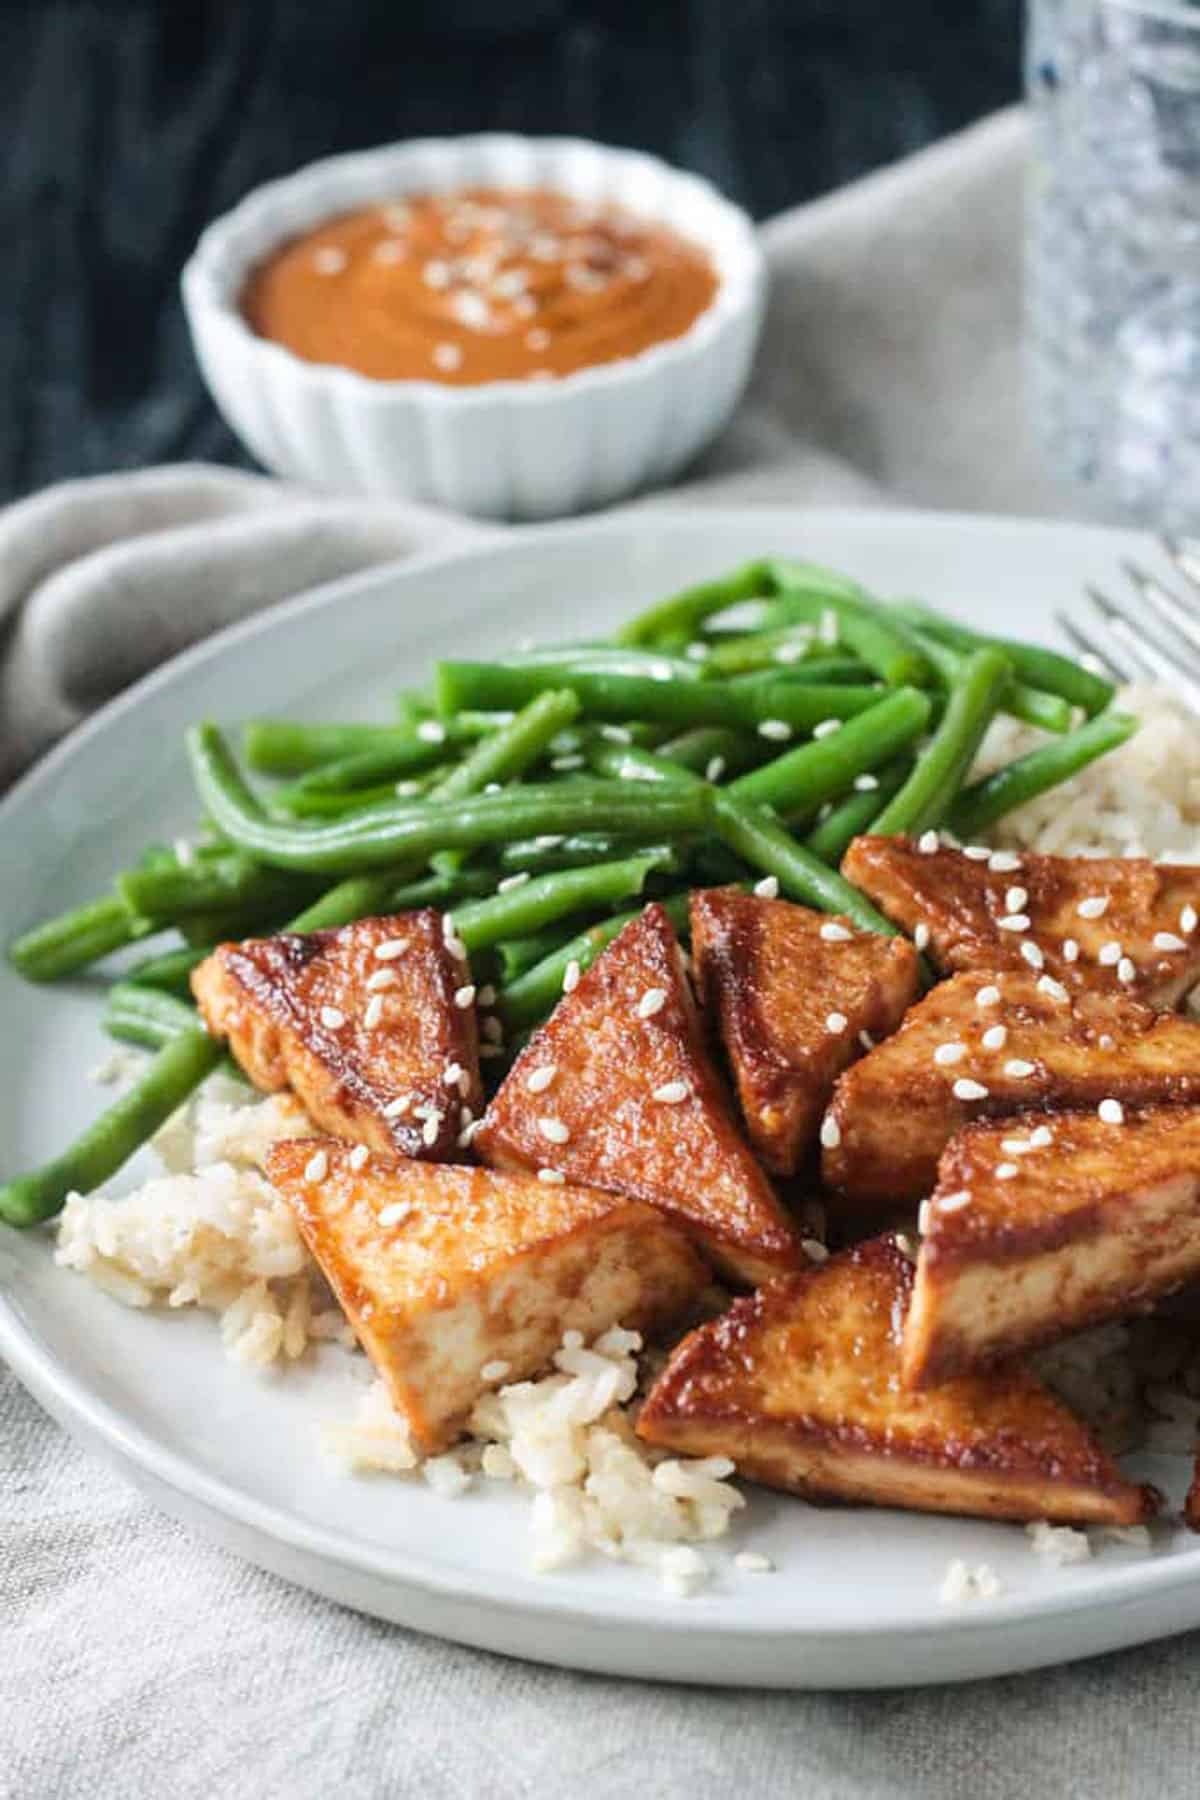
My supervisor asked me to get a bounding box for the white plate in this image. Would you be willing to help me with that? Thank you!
[2,506,1197,1690]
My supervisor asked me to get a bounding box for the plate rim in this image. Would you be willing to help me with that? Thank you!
[4,502,1199,1671]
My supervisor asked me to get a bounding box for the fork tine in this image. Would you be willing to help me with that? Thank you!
[1122,560,1200,669]
[1161,535,1200,598]
[1085,584,1200,713]
[1055,608,1131,684]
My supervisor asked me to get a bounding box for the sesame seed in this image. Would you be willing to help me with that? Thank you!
[497,872,530,892]
[938,1189,971,1213]
[735,1551,775,1573]
[988,851,1022,873]
[562,960,581,994]
[1154,931,1187,952]
[374,939,409,963]
[1005,886,1028,914]
[918,830,940,854]
[453,291,491,330]
[895,1233,918,1261]
[444,934,468,961]
[319,1006,346,1029]
[953,1078,989,1101]
[551,754,584,771]
[1030,1125,1054,1147]
[819,1114,841,1150]
[1063,939,1079,963]
[1099,1033,1115,1051]
[383,1094,412,1119]
[537,1168,565,1185]
[934,1042,967,1066]
[304,1150,329,1183]
[1001,1136,1031,1155]
[538,1117,570,1144]
[853,773,879,792]
[1098,941,1122,966]
[459,1104,474,1128]
[1037,975,1069,1002]
[652,1081,690,1105]
[995,1162,1020,1180]
[825,1011,848,1035]
[477,984,497,1007]
[976,985,1001,1008]
[982,1024,1007,1051]
[525,1065,557,1093]
[444,1061,464,1089]
[705,756,726,783]
[377,1201,410,1227]
[963,845,992,861]
[820,921,852,943]
[1098,1098,1124,1125]
[649,662,675,683]
[1004,1059,1035,1079]
[422,1113,441,1147]
[1182,905,1198,934]
[858,1029,875,1051]
[800,1239,829,1265]
[525,326,551,351]
[997,914,1030,933]
[1019,940,1045,969]
[813,718,841,740]
[534,834,564,849]
[348,1144,370,1172]
[432,342,463,372]
[395,779,421,796]
[819,610,838,646]
[312,246,347,275]
[1118,957,1136,985]
[773,642,807,664]
[482,1016,504,1044]
[686,642,711,663]
[600,724,633,744]
[454,985,477,1009]
[1077,895,1109,919]
[173,836,195,868]
[758,719,793,742]
[637,987,667,1020]
[914,922,930,951]
[373,238,405,265]
[479,1359,512,1386]
[417,720,447,744]
[917,1200,931,1235]
[364,995,385,1029]
[753,876,780,900]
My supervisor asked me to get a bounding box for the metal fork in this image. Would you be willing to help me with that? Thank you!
[1056,538,1200,713]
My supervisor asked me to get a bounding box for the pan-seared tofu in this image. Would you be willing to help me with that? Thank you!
[474,903,801,1287]
[904,1106,1200,1388]
[842,835,1200,1009]
[267,1140,708,1454]
[690,887,918,1174]
[193,910,481,1162]
[637,1235,1159,1527]
[822,969,1200,1211]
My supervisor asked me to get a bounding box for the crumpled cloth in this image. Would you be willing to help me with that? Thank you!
[10,108,1192,1800]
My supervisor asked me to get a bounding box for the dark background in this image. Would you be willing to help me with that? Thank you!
[2,0,1021,502]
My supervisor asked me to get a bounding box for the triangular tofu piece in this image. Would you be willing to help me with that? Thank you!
[822,969,1200,1210]
[904,1104,1200,1387]
[267,1140,708,1454]
[473,902,800,1286]
[843,834,1200,1009]
[637,1236,1159,1526]
[691,887,919,1174]
[193,910,481,1162]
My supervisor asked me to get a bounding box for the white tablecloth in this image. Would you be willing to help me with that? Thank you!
[10,108,1194,1800]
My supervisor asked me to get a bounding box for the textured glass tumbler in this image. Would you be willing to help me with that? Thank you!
[1027,0,1200,531]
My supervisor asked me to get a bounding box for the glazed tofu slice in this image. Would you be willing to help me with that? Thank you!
[193,910,481,1162]
[474,903,801,1287]
[842,835,1200,1009]
[637,1236,1159,1527]
[822,969,1200,1211]
[267,1140,708,1454]
[690,887,919,1174]
[904,1106,1200,1388]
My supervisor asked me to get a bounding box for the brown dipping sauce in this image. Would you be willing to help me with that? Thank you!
[241,188,719,385]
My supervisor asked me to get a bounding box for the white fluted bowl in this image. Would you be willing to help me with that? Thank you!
[181,135,765,521]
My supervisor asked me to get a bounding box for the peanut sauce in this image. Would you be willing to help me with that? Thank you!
[241,188,719,385]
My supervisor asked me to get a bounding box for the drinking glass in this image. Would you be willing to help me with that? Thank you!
[1027,0,1200,530]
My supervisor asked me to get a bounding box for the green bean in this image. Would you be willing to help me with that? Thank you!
[124,945,209,997]
[759,572,933,688]
[8,894,154,984]
[436,662,885,735]
[452,852,671,954]
[496,646,704,683]
[894,612,1073,735]
[727,687,932,818]
[287,875,402,932]
[243,720,477,777]
[893,602,1114,717]
[496,924,589,982]
[581,740,704,787]
[118,853,317,924]
[499,832,631,874]
[617,561,773,647]
[189,724,711,875]
[277,743,450,799]
[703,626,830,676]
[0,1027,223,1228]
[653,727,760,779]
[104,983,203,1053]
[275,783,429,819]
[498,892,691,1029]
[711,792,899,934]
[947,710,1138,839]
[869,647,1012,836]
[803,758,913,865]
